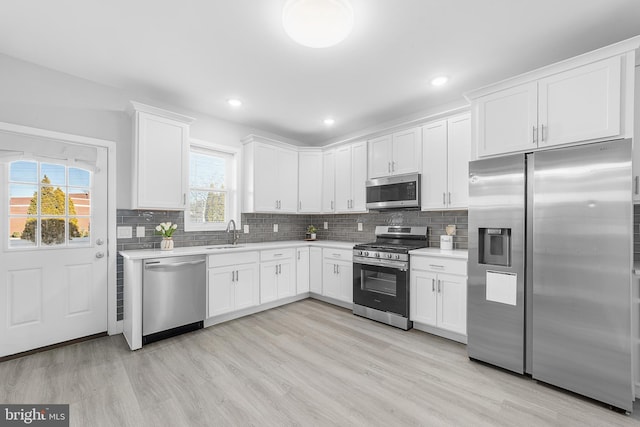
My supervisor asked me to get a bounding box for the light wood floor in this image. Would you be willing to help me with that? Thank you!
[1,299,639,426]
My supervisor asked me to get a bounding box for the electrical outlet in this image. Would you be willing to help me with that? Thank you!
[357,223,363,231]
[117,226,132,239]
[324,222,328,229]
[136,226,145,237]
[243,224,249,233]
[273,224,278,232]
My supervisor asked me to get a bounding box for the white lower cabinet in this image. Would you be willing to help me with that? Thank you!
[410,255,467,339]
[208,252,259,318]
[260,248,295,303]
[309,247,323,293]
[322,249,353,303]
[296,247,310,294]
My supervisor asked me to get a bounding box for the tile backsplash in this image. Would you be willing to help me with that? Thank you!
[116,209,468,320]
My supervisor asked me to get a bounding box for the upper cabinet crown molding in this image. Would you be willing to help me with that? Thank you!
[464,35,640,101]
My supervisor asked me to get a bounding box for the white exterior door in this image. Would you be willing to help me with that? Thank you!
[1,145,108,357]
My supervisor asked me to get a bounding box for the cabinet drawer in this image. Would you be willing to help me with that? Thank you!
[260,248,295,262]
[323,248,353,262]
[208,251,258,268]
[411,256,466,276]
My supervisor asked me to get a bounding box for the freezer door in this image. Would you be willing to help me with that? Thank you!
[467,154,526,373]
[531,139,633,412]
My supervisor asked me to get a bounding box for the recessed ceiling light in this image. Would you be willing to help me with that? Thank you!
[323,118,335,126]
[282,0,354,48]
[227,98,242,107]
[431,76,449,87]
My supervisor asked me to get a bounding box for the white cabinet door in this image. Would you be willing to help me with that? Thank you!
[309,247,323,293]
[134,111,190,210]
[334,145,352,212]
[410,269,438,327]
[368,134,392,178]
[476,82,538,157]
[437,273,467,335]
[421,120,448,209]
[260,262,278,304]
[296,248,310,294]
[447,114,471,209]
[336,260,353,303]
[253,144,279,211]
[277,260,295,298]
[322,260,341,299]
[392,127,421,175]
[322,150,336,212]
[208,266,235,317]
[234,264,259,311]
[350,141,368,212]
[278,148,299,213]
[538,56,621,148]
[298,152,322,213]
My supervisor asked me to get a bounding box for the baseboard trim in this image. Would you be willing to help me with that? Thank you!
[204,294,309,328]
[309,293,353,310]
[413,321,467,344]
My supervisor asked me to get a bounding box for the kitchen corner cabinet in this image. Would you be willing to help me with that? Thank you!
[260,248,295,303]
[410,255,467,339]
[309,247,323,293]
[322,249,353,303]
[474,56,622,157]
[298,151,322,213]
[129,101,195,210]
[421,113,471,210]
[335,141,367,213]
[243,137,298,213]
[368,127,422,179]
[208,252,259,318]
[296,247,310,294]
[322,150,336,213]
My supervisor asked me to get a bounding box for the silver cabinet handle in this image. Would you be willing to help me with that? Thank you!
[275,200,278,209]
[635,176,639,195]
[532,126,536,144]
[236,271,239,281]
[332,253,341,258]
[429,264,445,269]
[437,280,441,293]
[298,251,300,260]
[183,193,186,205]
[333,264,337,274]
[388,162,391,173]
[331,201,334,210]
[392,161,395,172]
[336,264,340,274]
[275,265,278,275]
[431,278,435,292]
[541,124,545,142]
[273,253,283,257]
[448,192,451,205]
[299,201,302,210]
[231,270,235,282]
[442,193,446,205]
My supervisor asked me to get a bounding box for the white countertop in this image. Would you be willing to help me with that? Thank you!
[409,247,468,259]
[119,240,356,260]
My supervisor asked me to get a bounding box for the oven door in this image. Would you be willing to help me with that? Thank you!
[353,259,409,317]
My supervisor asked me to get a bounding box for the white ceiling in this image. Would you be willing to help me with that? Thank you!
[1,1,639,146]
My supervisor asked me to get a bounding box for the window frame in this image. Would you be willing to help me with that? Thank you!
[184,139,241,232]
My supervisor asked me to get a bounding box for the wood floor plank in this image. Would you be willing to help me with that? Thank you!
[1,299,638,426]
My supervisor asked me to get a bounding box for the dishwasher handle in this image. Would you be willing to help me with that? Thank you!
[145,259,205,269]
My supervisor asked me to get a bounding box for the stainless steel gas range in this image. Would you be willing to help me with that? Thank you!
[352,226,428,330]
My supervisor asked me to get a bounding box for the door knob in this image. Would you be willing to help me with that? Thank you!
[96,252,105,259]
[96,238,105,246]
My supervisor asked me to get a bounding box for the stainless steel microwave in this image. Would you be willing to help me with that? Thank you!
[366,173,421,210]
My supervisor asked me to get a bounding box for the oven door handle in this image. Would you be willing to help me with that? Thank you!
[353,257,408,270]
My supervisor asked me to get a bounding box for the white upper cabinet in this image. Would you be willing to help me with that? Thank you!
[242,135,299,213]
[321,149,336,213]
[471,54,627,158]
[129,102,194,210]
[368,128,421,178]
[335,141,367,213]
[421,113,471,210]
[298,150,322,213]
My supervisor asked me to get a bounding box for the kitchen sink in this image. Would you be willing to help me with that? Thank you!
[205,245,245,250]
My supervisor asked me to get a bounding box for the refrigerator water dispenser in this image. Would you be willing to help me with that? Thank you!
[479,228,511,266]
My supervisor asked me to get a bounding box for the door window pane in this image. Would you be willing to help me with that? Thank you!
[40,218,66,246]
[10,184,38,214]
[9,161,37,183]
[8,218,36,248]
[69,168,90,187]
[41,163,65,186]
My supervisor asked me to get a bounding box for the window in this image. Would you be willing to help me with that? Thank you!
[8,160,92,249]
[185,141,239,231]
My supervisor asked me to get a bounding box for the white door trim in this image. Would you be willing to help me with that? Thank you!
[0,121,120,335]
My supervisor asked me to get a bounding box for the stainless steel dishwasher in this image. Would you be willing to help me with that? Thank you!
[143,255,206,345]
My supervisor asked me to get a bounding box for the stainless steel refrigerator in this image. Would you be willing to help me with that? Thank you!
[467,139,634,412]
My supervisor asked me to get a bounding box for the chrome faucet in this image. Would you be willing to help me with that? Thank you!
[226,219,238,245]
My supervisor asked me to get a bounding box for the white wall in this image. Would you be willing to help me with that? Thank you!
[0,53,299,208]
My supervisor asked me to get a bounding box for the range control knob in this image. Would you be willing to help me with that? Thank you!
[395,254,401,260]
[385,253,392,259]
[364,251,369,257]
[374,253,380,258]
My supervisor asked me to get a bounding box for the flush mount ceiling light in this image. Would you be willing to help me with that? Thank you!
[323,118,335,126]
[282,0,354,48]
[431,76,449,87]
[227,98,243,107]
